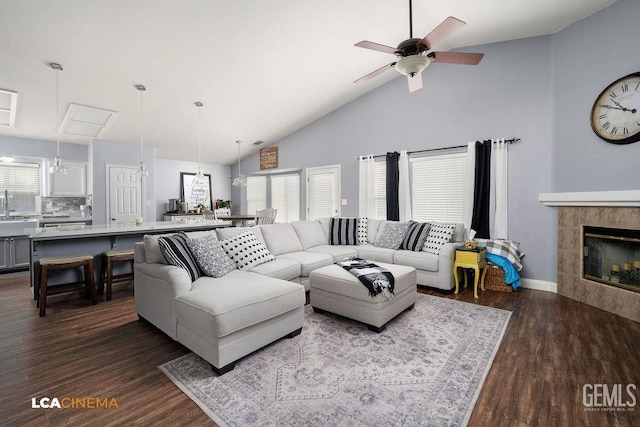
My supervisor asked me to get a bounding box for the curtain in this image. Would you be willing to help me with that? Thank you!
[398,150,412,222]
[492,138,508,238]
[358,155,376,218]
[462,141,476,239]
[386,152,400,221]
[471,140,491,238]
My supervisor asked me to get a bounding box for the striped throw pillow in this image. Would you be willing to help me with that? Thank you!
[158,233,201,282]
[399,221,431,252]
[329,217,358,246]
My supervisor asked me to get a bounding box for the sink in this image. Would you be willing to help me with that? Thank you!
[0,219,39,236]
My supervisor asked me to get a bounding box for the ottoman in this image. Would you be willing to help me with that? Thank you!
[309,262,417,332]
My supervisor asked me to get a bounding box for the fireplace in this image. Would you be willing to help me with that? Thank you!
[583,226,640,293]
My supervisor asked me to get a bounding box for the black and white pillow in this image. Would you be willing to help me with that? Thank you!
[357,217,368,245]
[220,231,275,270]
[422,222,457,255]
[374,221,411,249]
[399,221,431,252]
[158,233,201,282]
[475,239,524,271]
[186,233,237,278]
[329,217,358,245]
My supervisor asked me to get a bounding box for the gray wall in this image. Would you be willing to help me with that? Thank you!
[551,0,640,191]
[0,135,88,162]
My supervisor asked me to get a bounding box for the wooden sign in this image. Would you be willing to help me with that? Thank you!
[260,146,278,170]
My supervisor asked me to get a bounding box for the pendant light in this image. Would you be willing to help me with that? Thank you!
[193,101,205,185]
[135,84,149,179]
[232,140,247,187]
[48,62,67,175]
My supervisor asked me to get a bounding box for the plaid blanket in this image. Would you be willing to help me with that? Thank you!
[475,239,524,271]
[336,258,395,297]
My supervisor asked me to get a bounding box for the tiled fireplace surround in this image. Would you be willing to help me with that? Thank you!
[557,206,640,323]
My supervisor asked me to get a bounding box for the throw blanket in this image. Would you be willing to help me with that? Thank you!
[336,258,395,297]
[486,253,521,289]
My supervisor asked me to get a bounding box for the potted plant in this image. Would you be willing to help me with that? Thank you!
[215,199,231,209]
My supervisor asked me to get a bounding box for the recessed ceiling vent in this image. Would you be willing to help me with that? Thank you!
[253,140,265,146]
[0,89,18,127]
[61,103,118,138]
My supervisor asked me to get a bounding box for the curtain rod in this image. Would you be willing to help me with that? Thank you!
[360,137,521,159]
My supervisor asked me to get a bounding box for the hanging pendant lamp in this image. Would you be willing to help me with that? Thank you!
[48,63,67,175]
[135,84,149,179]
[232,140,247,187]
[193,101,205,185]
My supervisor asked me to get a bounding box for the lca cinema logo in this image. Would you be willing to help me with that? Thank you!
[31,397,119,409]
[583,384,637,412]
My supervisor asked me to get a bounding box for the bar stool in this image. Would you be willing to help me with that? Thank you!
[99,248,135,301]
[39,254,97,317]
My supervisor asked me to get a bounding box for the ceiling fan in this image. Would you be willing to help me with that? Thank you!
[354,0,484,92]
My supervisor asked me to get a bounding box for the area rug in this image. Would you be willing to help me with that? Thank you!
[159,294,511,426]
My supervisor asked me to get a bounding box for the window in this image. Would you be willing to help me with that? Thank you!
[0,162,40,193]
[306,165,340,220]
[373,161,386,220]
[410,152,466,222]
[271,174,300,223]
[246,176,267,214]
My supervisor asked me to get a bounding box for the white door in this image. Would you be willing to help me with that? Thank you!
[306,165,340,220]
[108,166,141,224]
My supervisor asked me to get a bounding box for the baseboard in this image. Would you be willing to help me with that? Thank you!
[520,278,557,293]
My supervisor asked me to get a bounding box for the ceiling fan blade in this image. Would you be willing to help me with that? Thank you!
[431,51,484,65]
[407,72,423,93]
[354,62,395,84]
[354,41,398,55]
[418,16,466,50]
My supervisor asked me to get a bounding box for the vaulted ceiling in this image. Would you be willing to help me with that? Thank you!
[0,0,617,164]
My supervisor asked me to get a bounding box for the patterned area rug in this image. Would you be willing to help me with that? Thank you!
[159,294,511,426]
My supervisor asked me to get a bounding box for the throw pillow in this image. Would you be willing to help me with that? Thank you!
[423,222,457,255]
[357,217,368,245]
[329,217,358,246]
[220,231,275,270]
[143,234,170,264]
[186,233,236,278]
[158,233,201,281]
[399,221,431,252]
[374,221,411,249]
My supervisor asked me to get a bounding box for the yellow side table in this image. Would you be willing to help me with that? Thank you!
[453,248,488,299]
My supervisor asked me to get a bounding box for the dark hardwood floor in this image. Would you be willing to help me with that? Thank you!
[1,273,638,426]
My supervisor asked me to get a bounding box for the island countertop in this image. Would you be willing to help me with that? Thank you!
[28,220,229,240]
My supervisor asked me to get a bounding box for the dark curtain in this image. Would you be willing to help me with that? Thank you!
[386,152,400,221]
[471,140,491,238]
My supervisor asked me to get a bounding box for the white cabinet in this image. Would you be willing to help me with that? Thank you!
[46,160,87,196]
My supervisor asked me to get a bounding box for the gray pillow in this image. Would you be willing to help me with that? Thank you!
[374,222,411,249]
[186,233,236,278]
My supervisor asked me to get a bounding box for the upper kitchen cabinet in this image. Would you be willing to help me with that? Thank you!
[46,160,87,196]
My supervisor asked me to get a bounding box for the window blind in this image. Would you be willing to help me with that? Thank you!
[373,161,386,220]
[246,176,267,214]
[410,152,466,223]
[271,174,300,223]
[307,171,334,220]
[0,162,40,194]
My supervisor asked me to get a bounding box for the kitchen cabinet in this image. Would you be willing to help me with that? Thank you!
[0,238,8,270]
[46,160,87,196]
[0,236,29,271]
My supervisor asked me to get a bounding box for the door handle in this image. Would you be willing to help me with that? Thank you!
[111,218,116,221]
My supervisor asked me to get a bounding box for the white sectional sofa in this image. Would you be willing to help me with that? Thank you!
[133,219,464,374]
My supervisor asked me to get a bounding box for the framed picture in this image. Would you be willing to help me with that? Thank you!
[180,172,212,210]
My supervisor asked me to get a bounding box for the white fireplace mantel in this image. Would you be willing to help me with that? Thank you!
[538,190,640,207]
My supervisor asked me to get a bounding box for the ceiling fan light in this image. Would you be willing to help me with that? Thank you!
[395,55,430,76]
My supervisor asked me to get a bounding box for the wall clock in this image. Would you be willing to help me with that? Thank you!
[590,72,640,144]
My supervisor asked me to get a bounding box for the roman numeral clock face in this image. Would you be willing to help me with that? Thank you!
[591,72,640,144]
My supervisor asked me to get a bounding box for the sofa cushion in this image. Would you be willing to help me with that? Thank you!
[158,233,201,281]
[143,233,171,264]
[291,221,328,249]
[367,219,383,244]
[260,223,304,255]
[186,233,236,278]
[394,249,439,271]
[374,221,411,249]
[306,245,358,262]
[216,226,266,245]
[399,221,431,252]
[318,218,331,240]
[329,217,359,246]
[356,244,395,264]
[279,251,333,276]
[220,231,275,270]
[373,220,391,242]
[248,258,301,281]
[175,270,304,338]
[423,222,457,255]
[184,229,219,240]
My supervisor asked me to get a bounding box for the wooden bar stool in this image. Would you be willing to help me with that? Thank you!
[39,254,97,317]
[99,248,135,301]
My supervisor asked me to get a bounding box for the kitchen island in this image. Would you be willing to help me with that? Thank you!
[27,220,229,303]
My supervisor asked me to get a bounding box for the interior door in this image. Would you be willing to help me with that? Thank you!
[108,166,141,224]
[306,165,340,220]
